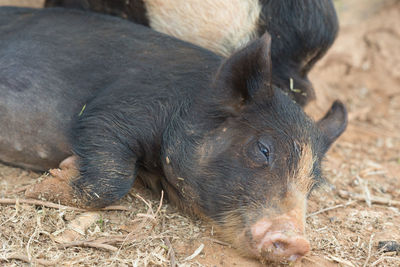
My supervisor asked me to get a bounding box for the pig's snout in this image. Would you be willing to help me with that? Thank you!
[250,214,310,262]
[257,231,310,261]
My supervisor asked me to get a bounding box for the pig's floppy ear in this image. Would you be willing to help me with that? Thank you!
[317,100,348,150]
[214,32,273,103]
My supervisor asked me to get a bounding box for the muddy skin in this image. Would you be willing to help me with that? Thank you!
[0,7,347,263]
[44,0,338,106]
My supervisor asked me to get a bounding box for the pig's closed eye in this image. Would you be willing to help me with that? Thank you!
[257,141,270,163]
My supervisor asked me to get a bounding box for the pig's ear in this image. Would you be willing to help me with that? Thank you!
[214,32,273,103]
[317,100,348,149]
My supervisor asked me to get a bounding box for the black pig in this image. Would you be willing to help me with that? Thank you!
[44,0,339,106]
[0,8,347,263]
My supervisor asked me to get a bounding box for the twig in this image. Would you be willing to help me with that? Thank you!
[302,256,319,264]
[325,255,355,267]
[88,236,128,245]
[164,237,176,267]
[0,198,84,211]
[7,184,32,194]
[363,234,374,267]
[155,190,164,217]
[307,201,355,218]
[102,205,133,211]
[338,190,400,207]
[135,191,164,226]
[26,215,41,261]
[2,254,58,266]
[134,194,153,210]
[69,232,169,247]
[0,198,133,211]
[203,237,230,246]
[371,256,400,266]
[137,213,157,220]
[184,243,204,261]
[58,241,118,252]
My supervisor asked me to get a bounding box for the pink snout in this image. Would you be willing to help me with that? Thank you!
[250,215,310,262]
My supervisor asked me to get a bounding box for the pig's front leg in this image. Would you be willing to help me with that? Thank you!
[26,105,141,209]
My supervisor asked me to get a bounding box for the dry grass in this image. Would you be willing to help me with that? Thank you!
[1,0,400,266]
[0,171,212,266]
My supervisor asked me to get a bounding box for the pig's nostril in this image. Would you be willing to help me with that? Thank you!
[272,241,285,251]
[250,216,310,261]
[259,233,310,260]
[288,254,301,262]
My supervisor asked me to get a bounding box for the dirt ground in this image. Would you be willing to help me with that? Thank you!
[1,0,400,266]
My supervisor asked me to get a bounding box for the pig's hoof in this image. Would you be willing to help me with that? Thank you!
[59,155,78,170]
[25,156,81,207]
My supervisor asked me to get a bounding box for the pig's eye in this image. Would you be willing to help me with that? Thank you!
[257,141,270,163]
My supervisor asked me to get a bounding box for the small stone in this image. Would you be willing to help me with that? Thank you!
[378,241,400,252]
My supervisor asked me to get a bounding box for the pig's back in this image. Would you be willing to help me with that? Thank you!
[0,7,220,170]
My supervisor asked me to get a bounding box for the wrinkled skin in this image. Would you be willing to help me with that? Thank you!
[0,8,347,263]
[45,0,339,106]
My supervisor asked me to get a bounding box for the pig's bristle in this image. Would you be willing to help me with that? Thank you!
[292,144,316,194]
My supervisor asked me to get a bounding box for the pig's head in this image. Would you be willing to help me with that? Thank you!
[161,33,347,263]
